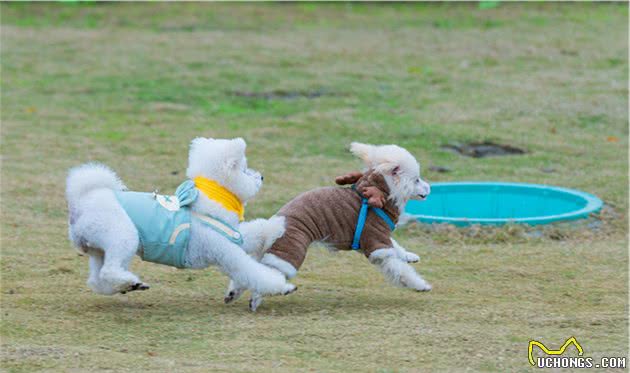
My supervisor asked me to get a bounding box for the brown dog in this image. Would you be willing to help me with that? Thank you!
[226,142,432,311]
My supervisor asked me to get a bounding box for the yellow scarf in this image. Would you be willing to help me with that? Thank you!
[193,176,244,221]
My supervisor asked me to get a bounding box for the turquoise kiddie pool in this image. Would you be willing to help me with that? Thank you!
[405,182,603,226]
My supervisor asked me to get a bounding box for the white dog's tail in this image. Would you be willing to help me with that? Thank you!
[66,163,125,210]
[66,163,126,254]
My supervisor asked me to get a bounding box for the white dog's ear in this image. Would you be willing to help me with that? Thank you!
[231,137,246,151]
[224,138,247,169]
[375,162,401,176]
[190,137,215,153]
[191,136,211,148]
[350,142,375,166]
[228,138,246,159]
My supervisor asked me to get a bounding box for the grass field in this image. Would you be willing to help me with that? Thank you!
[1,3,628,372]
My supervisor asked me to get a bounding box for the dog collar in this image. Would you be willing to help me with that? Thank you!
[193,176,244,221]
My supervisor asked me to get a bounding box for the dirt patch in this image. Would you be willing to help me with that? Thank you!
[429,165,452,173]
[7,346,67,360]
[230,89,333,100]
[441,141,526,158]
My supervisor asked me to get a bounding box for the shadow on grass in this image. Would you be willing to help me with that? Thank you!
[79,289,435,318]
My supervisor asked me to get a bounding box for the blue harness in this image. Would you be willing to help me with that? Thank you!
[351,188,397,250]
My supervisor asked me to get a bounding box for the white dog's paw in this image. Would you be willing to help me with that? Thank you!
[248,284,295,311]
[413,282,432,292]
[282,283,297,295]
[224,287,245,304]
[249,293,263,312]
[120,282,150,294]
[100,269,146,294]
[404,252,420,263]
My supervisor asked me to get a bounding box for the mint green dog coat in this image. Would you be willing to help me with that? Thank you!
[114,180,243,268]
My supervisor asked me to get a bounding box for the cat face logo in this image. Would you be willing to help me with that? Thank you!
[528,337,584,366]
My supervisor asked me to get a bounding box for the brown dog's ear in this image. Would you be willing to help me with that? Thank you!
[361,186,386,208]
[335,171,363,185]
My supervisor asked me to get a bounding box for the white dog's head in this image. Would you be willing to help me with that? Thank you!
[350,142,430,208]
[186,137,262,202]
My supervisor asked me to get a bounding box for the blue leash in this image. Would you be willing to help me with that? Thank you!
[351,197,396,250]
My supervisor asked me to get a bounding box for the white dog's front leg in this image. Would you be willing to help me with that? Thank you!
[369,248,431,291]
[249,292,264,312]
[218,244,296,296]
[224,279,246,304]
[225,216,287,304]
[245,253,298,312]
[223,219,267,304]
[391,239,420,263]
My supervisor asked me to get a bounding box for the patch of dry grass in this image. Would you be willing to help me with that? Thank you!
[1,3,628,372]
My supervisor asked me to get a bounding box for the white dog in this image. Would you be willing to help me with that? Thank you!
[66,137,296,298]
[225,142,431,311]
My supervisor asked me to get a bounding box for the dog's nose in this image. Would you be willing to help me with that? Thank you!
[260,175,264,181]
[422,181,431,196]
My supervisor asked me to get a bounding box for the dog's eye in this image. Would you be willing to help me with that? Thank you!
[416,178,420,183]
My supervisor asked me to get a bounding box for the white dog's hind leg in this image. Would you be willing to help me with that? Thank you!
[73,188,149,295]
[87,253,117,295]
[224,280,246,304]
[391,239,420,263]
[369,248,431,291]
[97,227,149,294]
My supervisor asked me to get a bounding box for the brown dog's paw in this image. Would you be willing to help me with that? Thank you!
[361,186,386,208]
[335,171,363,185]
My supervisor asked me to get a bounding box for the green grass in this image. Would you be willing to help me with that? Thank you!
[1,3,628,372]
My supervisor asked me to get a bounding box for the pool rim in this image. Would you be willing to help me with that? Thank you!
[406,181,604,226]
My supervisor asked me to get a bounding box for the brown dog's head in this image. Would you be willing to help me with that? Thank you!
[335,170,390,208]
[349,142,430,207]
